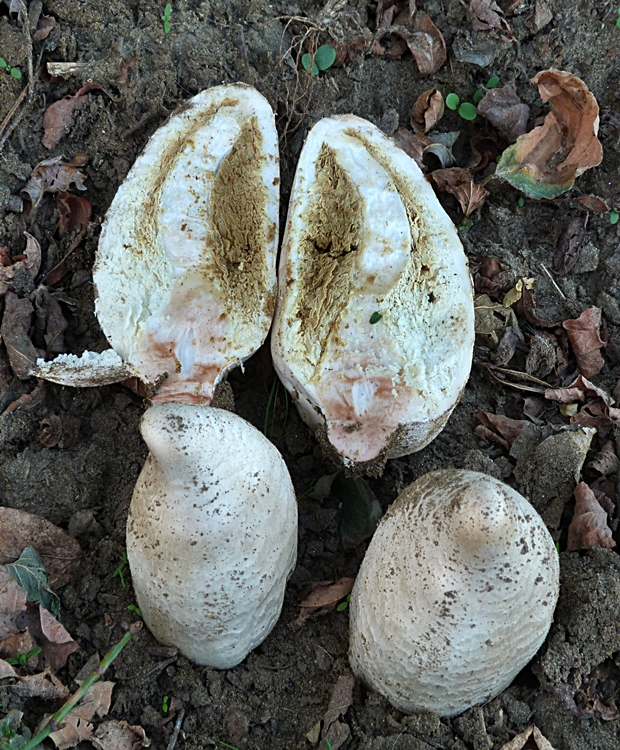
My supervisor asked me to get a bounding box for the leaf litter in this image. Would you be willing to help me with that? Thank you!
[562,307,605,379]
[428,168,489,216]
[296,577,355,625]
[567,482,616,552]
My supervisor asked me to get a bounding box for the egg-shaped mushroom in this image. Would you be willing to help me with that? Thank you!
[126,403,297,668]
[35,84,279,404]
[349,469,559,716]
[271,115,474,472]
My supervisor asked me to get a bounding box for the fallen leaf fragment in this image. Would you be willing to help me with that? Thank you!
[428,167,489,216]
[554,216,587,274]
[48,680,114,749]
[406,11,446,76]
[29,602,79,672]
[544,374,611,405]
[392,128,432,170]
[0,658,16,678]
[12,668,69,700]
[563,307,605,379]
[34,14,57,41]
[297,577,355,625]
[38,414,82,449]
[411,88,444,134]
[21,155,88,209]
[503,277,534,309]
[498,724,557,750]
[0,291,39,380]
[495,70,603,199]
[42,83,104,149]
[586,441,619,478]
[466,0,513,40]
[525,1,553,33]
[91,720,151,750]
[475,412,527,450]
[567,482,615,552]
[0,507,82,589]
[476,83,529,143]
[573,195,608,213]
[0,233,41,296]
[321,673,354,750]
[0,629,38,663]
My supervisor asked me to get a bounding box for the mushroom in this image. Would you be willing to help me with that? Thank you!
[35,84,279,404]
[126,403,297,668]
[349,469,559,716]
[271,115,474,472]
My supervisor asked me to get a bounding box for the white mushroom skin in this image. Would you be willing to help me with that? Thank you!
[35,84,279,403]
[126,404,297,668]
[271,115,474,467]
[349,469,559,717]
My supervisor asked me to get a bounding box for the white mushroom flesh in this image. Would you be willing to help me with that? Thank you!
[271,115,474,466]
[349,469,559,716]
[126,403,297,668]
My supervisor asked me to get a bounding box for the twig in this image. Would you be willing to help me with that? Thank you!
[539,262,566,300]
[13,622,142,750]
[166,707,185,750]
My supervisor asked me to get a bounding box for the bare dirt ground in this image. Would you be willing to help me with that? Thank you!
[1,0,620,748]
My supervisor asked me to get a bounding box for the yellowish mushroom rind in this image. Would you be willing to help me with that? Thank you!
[271,115,474,469]
[349,469,559,716]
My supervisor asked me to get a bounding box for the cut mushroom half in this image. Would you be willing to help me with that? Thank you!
[271,115,474,471]
[35,84,280,404]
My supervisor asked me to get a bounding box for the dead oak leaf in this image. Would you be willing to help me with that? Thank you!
[567,482,615,552]
[428,168,489,216]
[91,720,151,750]
[21,155,88,210]
[411,88,444,134]
[401,11,446,76]
[563,307,605,379]
[498,724,557,750]
[296,577,355,625]
[466,0,514,40]
[42,83,104,149]
[496,70,603,200]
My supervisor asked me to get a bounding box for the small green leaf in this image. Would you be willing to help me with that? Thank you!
[9,68,21,79]
[0,59,7,68]
[325,740,333,750]
[518,197,525,207]
[301,53,318,75]
[445,92,459,110]
[336,601,348,612]
[6,547,61,620]
[617,16,620,28]
[314,44,336,71]
[611,209,619,225]
[473,89,484,104]
[486,75,500,88]
[458,102,477,121]
[369,311,383,324]
[164,19,171,33]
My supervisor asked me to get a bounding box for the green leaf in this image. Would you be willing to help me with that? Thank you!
[336,601,348,612]
[301,53,318,75]
[314,44,336,71]
[164,19,171,33]
[9,68,21,79]
[0,59,7,68]
[445,92,459,110]
[458,102,477,121]
[473,89,484,104]
[369,311,382,324]
[6,547,61,620]
[486,75,500,88]
[611,209,619,225]
[518,197,525,207]
[165,3,172,13]
[617,16,620,27]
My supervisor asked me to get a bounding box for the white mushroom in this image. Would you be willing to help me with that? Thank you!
[126,403,297,668]
[271,115,474,470]
[349,469,559,716]
[35,84,279,404]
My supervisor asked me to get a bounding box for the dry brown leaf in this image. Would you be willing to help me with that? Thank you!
[403,11,446,76]
[554,216,587,274]
[468,131,506,172]
[392,128,432,170]
[321,673,355,750]
[466,0,513,40]
[475,412,528,450]
[0,233,41,296]
[0,507,82,588]
[476,83,529,143]
[586,441,619,478]
[47,679,114,747]
[563,307,605,379]
[38,414,82,449]
[91,720,151,750]
[23,602,79,672]
[411,88,444,134]
[498,724,557,750]
[21,155,88,208]
[567,482,616,552]
[573,195,609,213]
[297,577,355,625]
[0,568,28,639]
[428,168,489,216]
[0,658,16,678]
[0,629,38,663]
[13,668,69,700]
[525,0,553,34]
[496,70,603,200]
[42,83,104,149]
[33,14,57,41]
[0,291,39,380]
[544,374,611,405]
[34,286,68,355]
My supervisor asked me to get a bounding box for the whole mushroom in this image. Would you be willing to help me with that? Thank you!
[349,469,559,716]
[126,403,297,668]
[271,115,474,473]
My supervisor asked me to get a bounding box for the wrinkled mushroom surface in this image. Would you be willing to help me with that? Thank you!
[127,403,297,668]
[271,115,474,470]
[349,469,559,716]
[36,84,279,404]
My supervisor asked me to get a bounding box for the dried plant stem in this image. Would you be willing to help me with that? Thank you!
[13,622,142,750]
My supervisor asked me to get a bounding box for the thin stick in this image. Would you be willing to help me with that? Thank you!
[166,707,185,750]
[13,622,142,750]
[539,262,566,300]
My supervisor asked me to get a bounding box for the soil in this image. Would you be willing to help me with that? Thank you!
[1,0,620,749]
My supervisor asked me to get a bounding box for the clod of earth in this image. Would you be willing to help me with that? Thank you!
[34,84,280,404]
[271,115,474,474]
[126,403,297,668]
[348,469,559,717]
